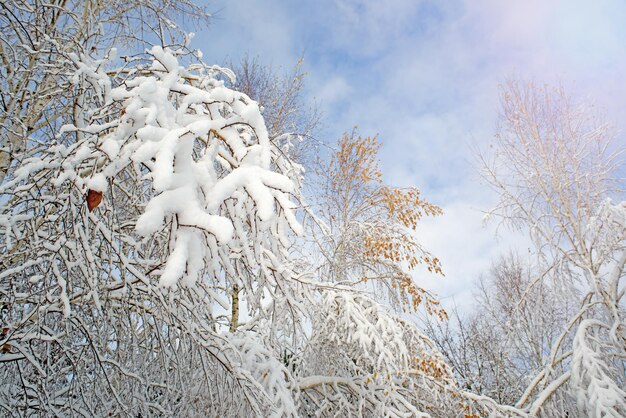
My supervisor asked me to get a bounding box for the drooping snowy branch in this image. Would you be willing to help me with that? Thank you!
[0,43,306,415]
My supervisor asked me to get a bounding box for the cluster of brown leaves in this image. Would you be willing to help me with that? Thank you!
[326,132,445,317]
[411,355,452,382]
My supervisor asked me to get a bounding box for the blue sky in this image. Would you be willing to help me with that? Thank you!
[195,0,626,309]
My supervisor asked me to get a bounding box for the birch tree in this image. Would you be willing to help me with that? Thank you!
[313,131,445,316]
[425,253,578,407]
[481,80,626,417]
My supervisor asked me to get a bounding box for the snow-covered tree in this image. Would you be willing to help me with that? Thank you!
[0,2,309,414]
[312,132,445,315]
[0,38,309,414]
[480,80,626,417]
[425,253,578,406]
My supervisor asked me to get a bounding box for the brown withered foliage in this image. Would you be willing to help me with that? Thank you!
[323,132,445,318]
[86,189,103,212]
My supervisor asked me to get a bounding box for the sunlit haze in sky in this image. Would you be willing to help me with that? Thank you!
[196,0,626,309]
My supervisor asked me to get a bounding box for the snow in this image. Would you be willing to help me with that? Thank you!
[149,45,180,73]
[159,231,190,287]
[100,138,120,159]
[87,174,107,192]
[52,46,304,289]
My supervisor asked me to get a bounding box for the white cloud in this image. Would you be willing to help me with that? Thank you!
[204,1,298,66]
[327,0,427,55]
[313,76,353,106]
